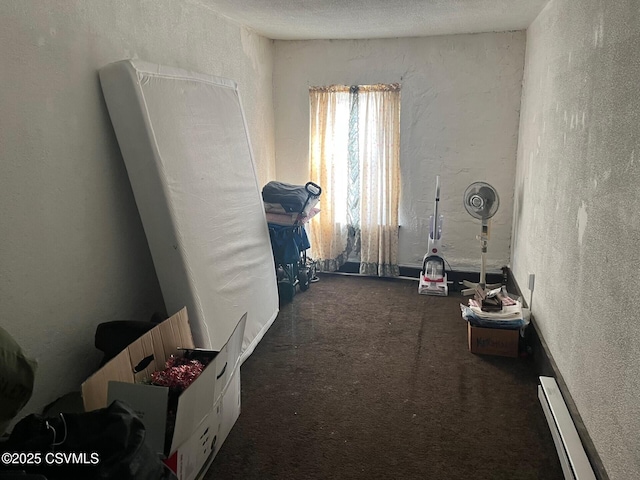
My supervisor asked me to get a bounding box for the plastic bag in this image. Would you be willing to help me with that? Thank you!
[0,325,37,435]
[2,400,177,480]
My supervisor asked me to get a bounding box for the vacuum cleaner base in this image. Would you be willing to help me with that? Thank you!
[418,253,448,296]
[418,272,449,296]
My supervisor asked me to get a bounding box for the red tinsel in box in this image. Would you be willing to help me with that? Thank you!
[150,355,205,392]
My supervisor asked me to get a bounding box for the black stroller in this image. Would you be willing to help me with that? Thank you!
[262,181,322,302]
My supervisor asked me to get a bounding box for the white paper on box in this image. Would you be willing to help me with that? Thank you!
[107,382,169,455]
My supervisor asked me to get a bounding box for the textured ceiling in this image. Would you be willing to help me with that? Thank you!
[195,0,550,40]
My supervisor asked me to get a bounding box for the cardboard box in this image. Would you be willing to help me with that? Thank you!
[81,307,246,480]
[165,366,241,480]
[467,323,520,358]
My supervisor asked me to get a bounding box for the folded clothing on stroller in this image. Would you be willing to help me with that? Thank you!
[265,207,320,227]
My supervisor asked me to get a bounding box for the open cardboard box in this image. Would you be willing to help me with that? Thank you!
[467,323,520,358]
[81,307,246,480]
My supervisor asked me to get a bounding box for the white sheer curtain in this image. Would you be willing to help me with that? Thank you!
[357,85,401,277]
[309,84,401,277]
[309,86,351,272]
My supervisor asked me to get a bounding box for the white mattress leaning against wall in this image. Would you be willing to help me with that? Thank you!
[99,59,279,358]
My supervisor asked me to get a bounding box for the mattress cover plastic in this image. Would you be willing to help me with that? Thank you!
[99,60,278,354]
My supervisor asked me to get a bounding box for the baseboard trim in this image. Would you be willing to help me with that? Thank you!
[504,267,609,480]
[337,262,504,292]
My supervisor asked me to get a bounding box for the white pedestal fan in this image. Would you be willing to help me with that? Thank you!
[461,182,503,296]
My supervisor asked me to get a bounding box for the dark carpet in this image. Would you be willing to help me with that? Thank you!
[205,274,562,480]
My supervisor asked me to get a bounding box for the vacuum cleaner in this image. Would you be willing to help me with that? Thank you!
[419,175,448,296]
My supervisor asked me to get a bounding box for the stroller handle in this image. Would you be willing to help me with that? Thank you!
[305,182,322,197]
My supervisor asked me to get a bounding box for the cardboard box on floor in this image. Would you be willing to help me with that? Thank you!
[467,323,520,358]
[81,307,246,480]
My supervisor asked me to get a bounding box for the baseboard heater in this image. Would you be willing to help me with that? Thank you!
[538,376,597,480]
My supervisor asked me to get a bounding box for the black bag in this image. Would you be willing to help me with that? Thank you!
[94,312,166,367]
[262,181,311,213]
[94,320,157,366]
[1,400,177,480]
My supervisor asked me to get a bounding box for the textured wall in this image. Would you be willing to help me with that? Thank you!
[512,1,640,478]
[274,33,525,270]
[0,0,275,422]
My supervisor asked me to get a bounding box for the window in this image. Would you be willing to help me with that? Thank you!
[309,84,401,277]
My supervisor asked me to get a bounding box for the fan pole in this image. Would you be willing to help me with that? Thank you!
[479,219,488,289]
[462,218,501,295]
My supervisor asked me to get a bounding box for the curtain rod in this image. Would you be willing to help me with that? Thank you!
[309,83,400,93]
